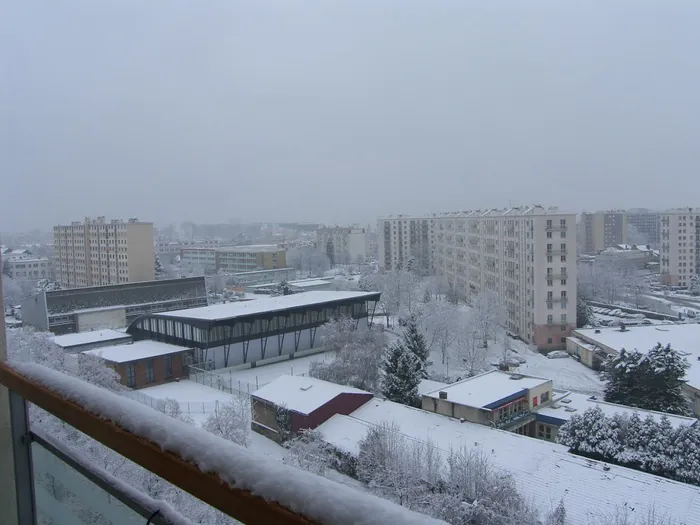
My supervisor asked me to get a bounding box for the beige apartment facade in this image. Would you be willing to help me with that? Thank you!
[53,217,155,288]
[580,211,628,254]
[659,208,699,287]
[435,206,577,350]
[377,215,436,274]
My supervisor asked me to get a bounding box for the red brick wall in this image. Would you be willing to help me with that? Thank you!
[113,351,191,389]
[292,393,373,433]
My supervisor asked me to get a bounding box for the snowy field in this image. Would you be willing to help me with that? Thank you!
[210,351,334,393]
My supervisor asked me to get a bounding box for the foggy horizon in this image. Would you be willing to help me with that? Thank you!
[3,0,700,232]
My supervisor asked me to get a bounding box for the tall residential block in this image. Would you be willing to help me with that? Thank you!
[377,215,436,274]
[626,208,660,247]
[53,217,155,288]
[660,208,699,288]
[580,211,628,254]
[316,226,367,265]
[435,206,577,351]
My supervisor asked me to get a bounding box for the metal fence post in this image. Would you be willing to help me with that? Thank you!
[9,392,36,525]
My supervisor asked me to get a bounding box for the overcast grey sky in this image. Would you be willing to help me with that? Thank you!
[2,0,699,231]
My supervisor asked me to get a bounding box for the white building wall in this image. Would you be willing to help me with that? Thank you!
[377,216,436,273]
[660,208,699,288]
[435,207,577,350]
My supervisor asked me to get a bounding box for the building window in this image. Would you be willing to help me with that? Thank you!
[538,424,552,440]
[126,363,135,387]
[165,356,173,379]
[146,360,155,384]
[540,391,550,403]
[547,337,553,344]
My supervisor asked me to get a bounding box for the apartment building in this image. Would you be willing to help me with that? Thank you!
[435,206,577,350]
[316,226,367,265]
[216,245,286,273]
[626,208,660,247]
[53,217,154,288]
[580,210,628,254]
[4,257,51,280]
[180,247,218,273]
[377,215,436,274]
[660,208,700,287]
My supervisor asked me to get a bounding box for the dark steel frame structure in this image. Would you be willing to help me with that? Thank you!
[126,293,380,367]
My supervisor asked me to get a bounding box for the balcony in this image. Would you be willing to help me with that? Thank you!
[0,361,442,525]
[545,249,567,256]
[545,225,568,232]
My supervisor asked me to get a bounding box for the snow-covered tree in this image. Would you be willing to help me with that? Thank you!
[453,310,489,377]
[690,274,700,296]
[418,299,459,365]
[401,317,430,377]
[269,280,295,296]
[380,342,422,407]
[375,269,422,325]
[545,500,567,525]
[154,251,166,279]
[602,344,690,415]
[202,396,251,447]
[275,403,293,441]
[310,320,387,392]
[283,429,333,475]
[76,353,123,391]
[577,297,594,328]
[205,273,227,295]
[559,406,700,486]
[470,291,506,347]
[2,274,23,307]
[286,246,330,277]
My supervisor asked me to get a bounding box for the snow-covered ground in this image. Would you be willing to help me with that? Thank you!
[210,351,333,393]
[428,337,603,395]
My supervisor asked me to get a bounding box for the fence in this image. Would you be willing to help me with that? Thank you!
[120,389,222,417]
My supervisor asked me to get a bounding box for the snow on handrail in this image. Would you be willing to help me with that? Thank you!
[0,361,446,525]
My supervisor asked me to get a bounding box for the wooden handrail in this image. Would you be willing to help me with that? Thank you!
[0,362,316,525]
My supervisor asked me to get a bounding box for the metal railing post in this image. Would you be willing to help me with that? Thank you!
[9,391,36,525]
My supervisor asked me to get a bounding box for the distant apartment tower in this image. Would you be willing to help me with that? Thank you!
[378,216,436,274]
[580,211,628,254]
[435,206,577,350]
[660,208,699,288]
[316,226,367,265]
[53,217,155,288]
[626,208,660,247]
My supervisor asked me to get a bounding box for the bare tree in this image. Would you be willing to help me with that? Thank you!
[418,300,458,365]
[202,396,251,447]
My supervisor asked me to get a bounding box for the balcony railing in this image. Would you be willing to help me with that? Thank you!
[545,249,568,256]
[0,361,443,525]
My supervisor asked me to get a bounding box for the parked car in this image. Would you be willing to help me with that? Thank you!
[546,350,569,359]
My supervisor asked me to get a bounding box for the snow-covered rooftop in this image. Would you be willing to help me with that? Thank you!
[251,375,371,415]
[317,398,700,525]
[422,370,550,409]
[156,291,379,321]
[53,329,131,349]
[83,341,190,363]
[537,391,698,428]
[418,379,449,396]
[574,324,700,389]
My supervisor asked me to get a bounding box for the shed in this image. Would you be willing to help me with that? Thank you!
[250,375,373,441]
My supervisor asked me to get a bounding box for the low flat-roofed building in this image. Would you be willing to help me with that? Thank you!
[127,290,381,368]
[421,370,553,436]
[52,329,132,353]
[250,375,373,441]
[316,398,700,525]
[20,277,208,335]
[568,323,700,417]
[84,341,193,389]
[534,390,698,442]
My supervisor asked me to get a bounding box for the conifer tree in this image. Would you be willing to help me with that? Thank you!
[401,317,430,378]
[602,343,690,415]
[381,342,422,407]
